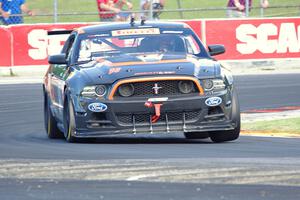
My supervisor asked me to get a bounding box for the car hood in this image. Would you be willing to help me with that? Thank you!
[79,53,221,84]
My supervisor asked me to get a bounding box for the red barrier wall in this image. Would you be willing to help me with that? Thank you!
[0,26,12,67]
[206,18,300,60]
[1,18,300,67]
[9,23,95,67]
[182,20,202,40]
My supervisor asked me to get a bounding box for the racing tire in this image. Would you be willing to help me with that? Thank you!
[209,89,240,143]
[44,93,64,139]
[63,95,77,143]
[184,132,209,139]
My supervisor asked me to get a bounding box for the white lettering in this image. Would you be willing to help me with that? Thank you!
[48,34,69,56]
[236,24,257,54]
[28,29,69,60]
[257,23,277,54]
[277,23,299,53]
[28,29,48,60]
[236,23,300,55]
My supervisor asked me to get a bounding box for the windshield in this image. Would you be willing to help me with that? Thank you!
[77,29,202,62]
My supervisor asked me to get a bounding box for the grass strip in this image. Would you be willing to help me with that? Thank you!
[242,118,300,136]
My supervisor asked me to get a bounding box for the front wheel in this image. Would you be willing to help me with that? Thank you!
[63,96,77,143]
[210,89,240,143]
[209,123,240,143]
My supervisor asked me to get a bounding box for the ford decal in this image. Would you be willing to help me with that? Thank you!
[88,103,108,112]
[205,97,222,107]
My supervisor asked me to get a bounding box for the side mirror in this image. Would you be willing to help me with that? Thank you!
[208,45,225,56]
[48,54,67,64]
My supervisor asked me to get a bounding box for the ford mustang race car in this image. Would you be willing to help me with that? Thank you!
[43,20,240,143]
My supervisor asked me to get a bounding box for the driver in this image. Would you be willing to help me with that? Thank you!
[139,35,183,53]
[157,36,176,53]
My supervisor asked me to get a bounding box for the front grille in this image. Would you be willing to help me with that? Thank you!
[116,110,201,126]
[114,80,199,98]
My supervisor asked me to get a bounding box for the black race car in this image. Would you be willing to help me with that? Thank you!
[43,20,240,143]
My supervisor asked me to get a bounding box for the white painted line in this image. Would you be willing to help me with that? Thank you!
[0,79,43,85]
[126,174,153,181]
[241,134,299,139]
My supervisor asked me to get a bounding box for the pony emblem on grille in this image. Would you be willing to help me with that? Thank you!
[152,83,162,95]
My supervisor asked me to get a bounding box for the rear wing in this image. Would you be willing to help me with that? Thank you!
[47,30,73,36]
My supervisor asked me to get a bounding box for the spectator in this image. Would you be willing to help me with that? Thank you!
[96,0,132,22]
[140,0,165,20]
[116,0,133,21]
[227,0,269,18]
[0,0,33,25]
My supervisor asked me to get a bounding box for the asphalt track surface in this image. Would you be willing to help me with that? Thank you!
[0,73,300,200]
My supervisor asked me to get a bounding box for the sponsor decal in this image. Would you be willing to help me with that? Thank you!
[108,67,121,75]
[205,97,222,107]
[147,97,168,102]
[88,103,108,112]
[111,28,160,36]
[134,71,176,76]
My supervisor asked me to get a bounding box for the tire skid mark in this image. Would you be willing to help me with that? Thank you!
[1,159,300,186]
[153,170,300,183]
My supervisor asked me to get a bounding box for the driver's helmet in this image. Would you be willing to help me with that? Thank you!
[157,36,176,52]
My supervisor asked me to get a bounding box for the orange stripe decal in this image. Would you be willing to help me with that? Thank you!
[108,76,204,100]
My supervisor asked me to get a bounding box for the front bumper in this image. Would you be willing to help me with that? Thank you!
[73,91,237,138]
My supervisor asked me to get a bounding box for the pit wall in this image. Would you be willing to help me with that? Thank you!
[1,17,300,68]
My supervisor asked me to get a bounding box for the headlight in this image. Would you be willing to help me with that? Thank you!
[178,81,195,94]
[213,79,226,91]
[203,80,214,91]
[118,84,134,97]
[95,85,107,97]
[202,79,226,92]
[81,85,107,98]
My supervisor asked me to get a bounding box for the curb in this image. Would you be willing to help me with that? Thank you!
[0,65,48,78]
[241,130,300,138]
[242,107,300,138]
[241,109,300,123]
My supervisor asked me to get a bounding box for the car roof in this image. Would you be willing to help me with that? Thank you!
[80,21,188,34]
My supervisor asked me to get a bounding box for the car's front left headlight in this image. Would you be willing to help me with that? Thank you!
[81,85,107,98]
[202,79,226,92]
